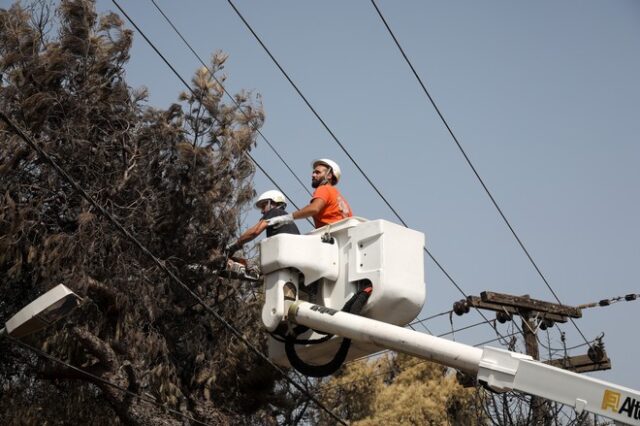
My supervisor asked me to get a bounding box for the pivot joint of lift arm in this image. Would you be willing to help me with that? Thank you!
[477,346,533,392]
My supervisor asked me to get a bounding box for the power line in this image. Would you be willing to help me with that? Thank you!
[538,330,599,353]
[224,0,507,342]
[225,0,405,226]
[509,306,600,356]
[577,293,640,310]
[6,336,215,426]
[0,110,347,426]
[368,0,592,350]
[110,0,309,223]
[409,308,453,328]
[410,308,488,337]
[506,307,591,356]
[473,330,522,348]
[148,0,312,201]
[413,320,433,335]
[437,317,497,339]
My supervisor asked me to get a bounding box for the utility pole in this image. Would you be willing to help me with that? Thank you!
[453,291,611,425]
[521,311,549,425]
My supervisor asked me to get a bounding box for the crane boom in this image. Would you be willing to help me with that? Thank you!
[290,300,640,426]
[259,218,639,425]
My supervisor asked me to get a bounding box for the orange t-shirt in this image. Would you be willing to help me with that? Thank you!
[311,185,353,228]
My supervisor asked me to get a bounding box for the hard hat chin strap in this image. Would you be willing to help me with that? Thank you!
[320,167,333,185]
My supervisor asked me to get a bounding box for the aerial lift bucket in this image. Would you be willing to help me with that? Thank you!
[260,217,426,366]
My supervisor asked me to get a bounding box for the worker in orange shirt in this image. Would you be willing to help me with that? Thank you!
[267,158,352,229]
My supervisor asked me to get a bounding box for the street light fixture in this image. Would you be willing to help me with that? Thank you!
[1,284,82,338]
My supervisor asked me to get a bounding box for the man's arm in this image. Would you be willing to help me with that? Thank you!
[227,220,269,253]
[292,198,325,220]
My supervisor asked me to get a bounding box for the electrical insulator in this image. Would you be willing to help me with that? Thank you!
[496,311,512,324]
[453,300,469,316]
[588,343,605,363]
[539,318,554,330]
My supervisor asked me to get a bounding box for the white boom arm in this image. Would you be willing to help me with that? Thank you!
[290,301,640,426]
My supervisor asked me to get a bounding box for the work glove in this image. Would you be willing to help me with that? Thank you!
[225,243,242,255]
[266,213,294,228]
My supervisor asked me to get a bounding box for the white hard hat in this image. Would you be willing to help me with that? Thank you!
[312,158,341,184]
[255,190,286,209]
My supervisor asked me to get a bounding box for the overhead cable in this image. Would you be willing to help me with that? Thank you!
[409,308,453,328]
[225,0,406,227]
[149,0,311,199]
[111,0,310,224]
[577,293,639,310]
[368,0,592,349]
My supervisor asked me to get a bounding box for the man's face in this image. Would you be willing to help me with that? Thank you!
[257,200,271,214]
[312,165,331,188]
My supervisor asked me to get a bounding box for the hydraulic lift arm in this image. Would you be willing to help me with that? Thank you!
[289,301,640,426]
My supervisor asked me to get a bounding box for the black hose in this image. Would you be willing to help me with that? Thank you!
[270,331,333,345]
[284,287,372,377]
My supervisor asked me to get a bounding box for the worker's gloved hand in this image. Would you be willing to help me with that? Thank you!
[266,213,294,228]
[225,243,242,255]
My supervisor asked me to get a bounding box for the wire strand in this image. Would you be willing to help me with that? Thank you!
[0,110,346,426]
[473,330,522,348]
[577,293,640,310]
[368,0,593,350]
[149,0,312,200]
[225,0,408,227]
[111,0,313,228]
[409,308,453,327]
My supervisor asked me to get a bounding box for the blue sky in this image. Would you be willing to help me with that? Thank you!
[90,0,640,390]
